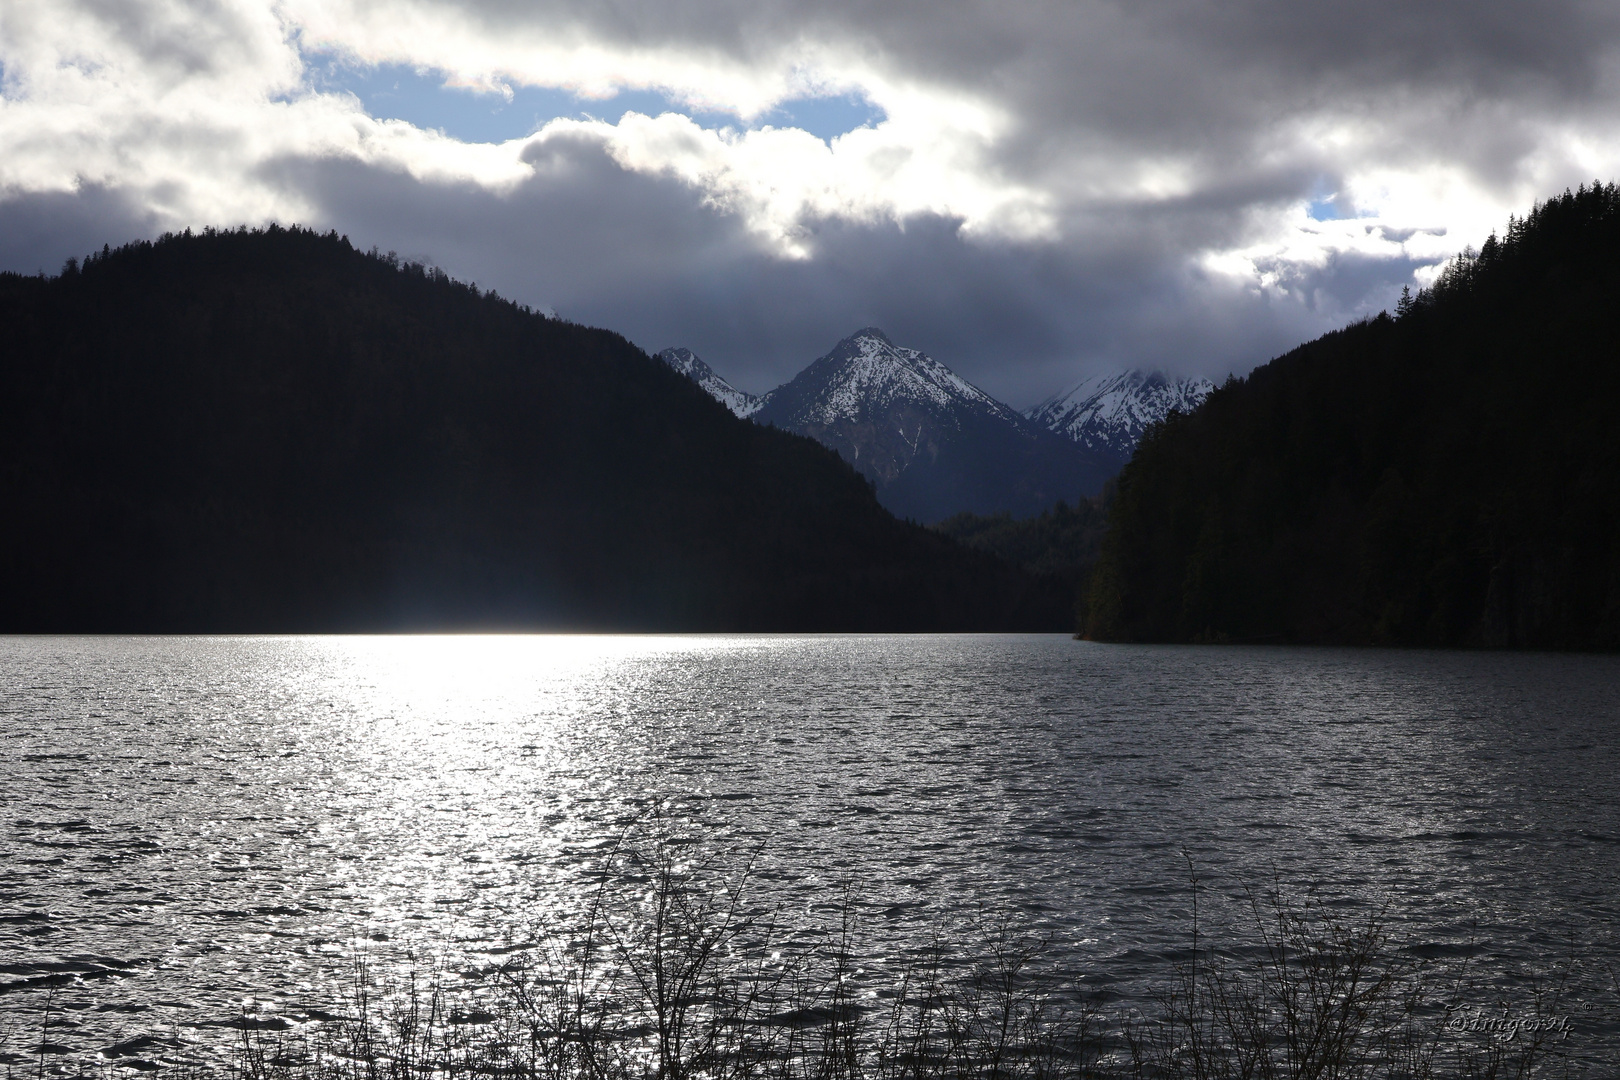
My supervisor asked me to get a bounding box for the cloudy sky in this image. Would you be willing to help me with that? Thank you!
[3,0,1618,404]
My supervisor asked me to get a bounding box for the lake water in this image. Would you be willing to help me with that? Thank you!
[4,634,1619,1073]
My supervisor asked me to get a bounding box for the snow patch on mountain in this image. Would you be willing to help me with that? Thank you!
[1026,370,1215,462]
[658,347,762,418]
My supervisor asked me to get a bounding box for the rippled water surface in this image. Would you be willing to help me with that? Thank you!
[4,635,1620,1071]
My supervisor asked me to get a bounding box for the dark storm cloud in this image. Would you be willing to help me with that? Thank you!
[0,185,169,276]
[413,0,1616,86]
[420,0,1620,134]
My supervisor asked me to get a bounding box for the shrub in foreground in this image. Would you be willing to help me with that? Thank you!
[206,844,1568,1080]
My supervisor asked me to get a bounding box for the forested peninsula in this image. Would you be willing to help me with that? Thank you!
[0,227,1068,632]
[1086,183,1620,649]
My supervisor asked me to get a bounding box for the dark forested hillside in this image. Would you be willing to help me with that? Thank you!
[1087,183,1620,649]
[935,499,1109,623]
[0,227,1066,632]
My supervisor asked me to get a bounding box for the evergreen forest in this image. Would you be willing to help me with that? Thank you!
[935,498,1110,624]
[0,227,1069,632]
[1086,183,1620,649]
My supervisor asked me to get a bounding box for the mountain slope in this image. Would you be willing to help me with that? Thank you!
[0,227,1070,632]
[1086,183,1620,649]
[658,347,762,417]
[1027,371,1215,467]
[751,329,1111,521]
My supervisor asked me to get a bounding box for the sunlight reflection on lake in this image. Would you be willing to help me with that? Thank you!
[4,635,1619,1071]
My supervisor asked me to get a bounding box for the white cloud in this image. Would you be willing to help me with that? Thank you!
[548,106,1053,257]
[0,0,1051,254]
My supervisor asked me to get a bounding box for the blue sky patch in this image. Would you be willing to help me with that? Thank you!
[302,55,886,145]
[755,95,887,141]
[1306,198,1343,221]
[1305,177,1373,222]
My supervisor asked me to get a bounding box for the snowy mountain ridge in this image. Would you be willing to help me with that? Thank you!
[662,335,1214,476]
[658,347,762,418]
[1025,370,1215,465]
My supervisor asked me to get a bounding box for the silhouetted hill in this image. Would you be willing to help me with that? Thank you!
[1086,183,1620,649]
[0,227,1068,632]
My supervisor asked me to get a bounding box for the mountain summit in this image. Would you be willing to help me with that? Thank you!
[750,329,1111,521]
[753,327,1019,449]
[1026,370,1215,468]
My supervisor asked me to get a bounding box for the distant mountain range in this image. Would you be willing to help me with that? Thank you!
[661,331,1213,521]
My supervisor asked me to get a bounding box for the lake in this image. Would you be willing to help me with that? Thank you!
[4,634,1619,1073]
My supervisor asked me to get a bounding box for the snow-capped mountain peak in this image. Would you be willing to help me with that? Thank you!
[761,328,1018,430]
[657,347,762,418]
[746,328,1108,520]
[1026,370,1215,464]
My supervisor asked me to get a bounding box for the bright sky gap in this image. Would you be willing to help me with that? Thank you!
[300,55,890,145]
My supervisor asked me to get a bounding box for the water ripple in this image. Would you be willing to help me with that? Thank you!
[2,635,1619,1070]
